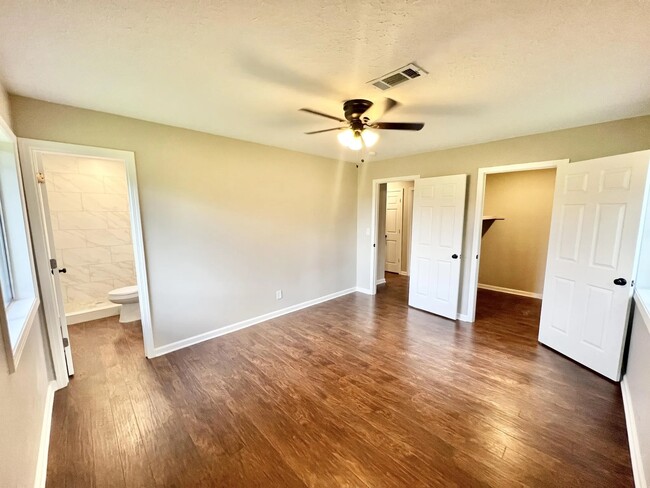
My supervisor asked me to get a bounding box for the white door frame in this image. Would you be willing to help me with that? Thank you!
[18,138,154,390]
[369,175,420,294]
[466,159,569,323]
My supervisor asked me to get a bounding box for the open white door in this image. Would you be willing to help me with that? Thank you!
[539,151,650,381]
[409,174,467,319]
[385,188,403,273]
[31,159,75,376]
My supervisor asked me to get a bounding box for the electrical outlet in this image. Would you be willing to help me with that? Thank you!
[276,290,282,300]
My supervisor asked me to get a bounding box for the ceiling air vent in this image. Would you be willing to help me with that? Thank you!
[368,63,427,91]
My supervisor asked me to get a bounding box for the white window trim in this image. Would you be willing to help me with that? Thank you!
[0,115,40,373]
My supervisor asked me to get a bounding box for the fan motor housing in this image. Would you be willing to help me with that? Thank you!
[343,99,373,122]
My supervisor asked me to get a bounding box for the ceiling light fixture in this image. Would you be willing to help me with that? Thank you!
[337,128,379,151]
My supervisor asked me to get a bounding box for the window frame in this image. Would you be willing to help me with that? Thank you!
[0,200,14,306]
[0,115,40,373]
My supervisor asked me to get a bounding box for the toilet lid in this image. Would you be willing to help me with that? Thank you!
[109,285,138,299]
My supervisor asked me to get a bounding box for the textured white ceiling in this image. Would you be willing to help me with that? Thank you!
[0,0,649,162]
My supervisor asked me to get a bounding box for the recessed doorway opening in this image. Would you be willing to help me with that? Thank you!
[18,139,153,390]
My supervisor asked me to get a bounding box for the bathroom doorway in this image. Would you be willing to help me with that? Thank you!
[18,139,153,389]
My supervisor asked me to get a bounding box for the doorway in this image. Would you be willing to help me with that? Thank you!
[467,160,563,323]
[377,181,414,285]
[370,174,467,320]
[370,175,419,295]
[18,139,153,390]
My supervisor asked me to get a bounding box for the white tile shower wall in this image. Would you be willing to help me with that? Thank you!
[44,154,136,314]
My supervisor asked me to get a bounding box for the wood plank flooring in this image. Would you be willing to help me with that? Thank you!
[47,273,633,487]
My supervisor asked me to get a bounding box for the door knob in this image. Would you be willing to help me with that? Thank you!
[452,254,459,259]
[58,268,67,274]
[613,278,627,286]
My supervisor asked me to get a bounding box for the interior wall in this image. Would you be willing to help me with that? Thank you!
[0,82,53,487]
[356,115,650,316]
[42,153,136,314]
[387,181,414,274]
[626,298,650,487]
[10,95,358,349]
[376,184,386,282]
[478,169,556,295]
[0,83,10,126]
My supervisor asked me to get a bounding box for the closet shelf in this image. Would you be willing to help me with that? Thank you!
[482,216,505,221]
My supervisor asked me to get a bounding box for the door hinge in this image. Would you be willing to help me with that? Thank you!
[631,280,635,288]
[36,172,45,184]
[62,337,69,348]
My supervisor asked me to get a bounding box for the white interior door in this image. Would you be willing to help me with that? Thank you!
[385,188,403,273]
[34,160,75,375]
[539,151,650,380]
[409,174,467,319]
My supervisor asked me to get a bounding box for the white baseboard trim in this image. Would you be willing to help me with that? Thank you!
[376,278,386,285]
[399,271,409,276]
[355,287,374,295]
[66,304,120,325]
[477,283,542,299]
[151,287,358,357]
[456,313,472,322]
[622,376,647,488]
[34,381,56,488]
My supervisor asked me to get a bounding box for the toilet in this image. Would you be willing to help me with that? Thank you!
[108,285,140,323]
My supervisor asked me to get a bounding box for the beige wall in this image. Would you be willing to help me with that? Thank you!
[0,84,10,126]
[0,83,53,487]
[478,169,556,295]
[356,115,650,314]
[10,96,358,348]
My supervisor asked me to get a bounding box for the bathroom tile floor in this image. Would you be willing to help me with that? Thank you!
[46,274,633,487]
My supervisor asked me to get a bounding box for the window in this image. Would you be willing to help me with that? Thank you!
[0,209,12,306]
[0,115,40,372]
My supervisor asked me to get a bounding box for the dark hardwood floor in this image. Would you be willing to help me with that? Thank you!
[47,273,633,487]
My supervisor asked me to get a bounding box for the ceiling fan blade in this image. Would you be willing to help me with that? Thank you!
[304,127,346,135]
[372,122,424,131]
[299,108,345,123]
[363,98,399,122]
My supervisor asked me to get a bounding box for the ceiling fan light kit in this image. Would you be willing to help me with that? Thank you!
[337,128,379,151]
[300,98,424,153]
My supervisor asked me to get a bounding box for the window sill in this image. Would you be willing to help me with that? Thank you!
[5,296,39,371]
[634,289,650,335]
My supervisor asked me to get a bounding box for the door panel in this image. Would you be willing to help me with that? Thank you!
[385,189,403,273]
[35,154,75,375]
[539,151,650,380]
[409,174,467,319]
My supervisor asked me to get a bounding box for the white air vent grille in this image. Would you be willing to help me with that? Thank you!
[368,63,427,91]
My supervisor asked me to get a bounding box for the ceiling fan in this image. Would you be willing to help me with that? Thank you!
[299,98,424,151]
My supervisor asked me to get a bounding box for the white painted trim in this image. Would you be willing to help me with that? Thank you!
[376,278,386,285]
[65,304,120,325]
[34,380,56,488]
[356,287,373,295]
[477,283,543,299]
[399,271,409,276]
[635,289,650,336]
[0,115,41,373]
[456,313,472,322]
[152,287,358,357]
[17,138,155,390]
[467,159,569,322]
[369,175,420,295]
[622,376,647,488]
